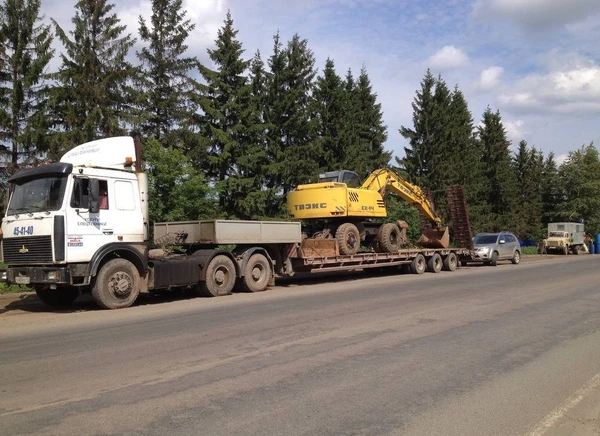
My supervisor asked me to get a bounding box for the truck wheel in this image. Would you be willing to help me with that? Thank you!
[199,255,236,297]
[241,253,272,292]
[573,245,580,255]
[377,223,402,253]
[443,253,458,271]
[92,259,140,309]
[35,287,80,307]
[426,253,443,273]
[490,251,498,266]
[511,250,521,264]
[336,223,360,255]
[410,254,426,274]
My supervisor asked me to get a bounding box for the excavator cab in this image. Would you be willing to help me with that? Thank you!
[318,170,361,188]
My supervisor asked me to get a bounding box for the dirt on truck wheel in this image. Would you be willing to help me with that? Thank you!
[92,259,140,309]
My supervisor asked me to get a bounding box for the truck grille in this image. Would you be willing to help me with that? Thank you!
[2,236,53,264]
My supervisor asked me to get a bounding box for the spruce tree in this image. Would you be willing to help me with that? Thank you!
[263,32,287,216]
[399,71,451,218]
[477,107,519,231]
[399,70,436,187]
[51,0,136,155]
[541,152,562,226]
[245,50,276,218]
[197,11,255,218]
[266,33,319,204]
[0,0,53,167]
[137,0,197,143]
[313,58,346,171]
[512,140,543,239]
[347,67,390,178]
[446,86,486,233]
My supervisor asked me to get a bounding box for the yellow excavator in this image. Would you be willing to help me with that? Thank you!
[287,168,449,255]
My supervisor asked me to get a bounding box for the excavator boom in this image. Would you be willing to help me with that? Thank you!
[360,169,442,226]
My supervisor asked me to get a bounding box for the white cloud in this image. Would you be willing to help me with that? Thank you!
[498,53,600,114]
[477,66,504,91]
[427,45,469,70]
[472,0,600,31]
[504,119,526,142]
[119,0,227,59]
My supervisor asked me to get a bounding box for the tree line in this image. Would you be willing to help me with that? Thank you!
[0,0,598,240]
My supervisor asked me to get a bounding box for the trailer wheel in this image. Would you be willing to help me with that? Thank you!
[92,259,140,309]
[336,223,360,255]
[241,253,272,292]
[199,255,236,297]
[443,253,457,271]
[35,287,80,307]
[410,254,426,274]
[377,223,402,253]
[426,253,443,273]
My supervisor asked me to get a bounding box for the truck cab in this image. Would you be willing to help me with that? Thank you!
[1,137,149,306]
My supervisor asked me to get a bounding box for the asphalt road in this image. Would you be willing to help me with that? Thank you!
[1,255,600,436]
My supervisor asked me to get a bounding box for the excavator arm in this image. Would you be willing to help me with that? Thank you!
[360,168,442,227]
[361,168,449,248]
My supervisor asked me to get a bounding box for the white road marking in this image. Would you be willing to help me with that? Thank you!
[525,372,600,435]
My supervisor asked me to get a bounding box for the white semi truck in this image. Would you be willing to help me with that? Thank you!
[0,136,471,309]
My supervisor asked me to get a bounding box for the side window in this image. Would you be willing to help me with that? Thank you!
[342,172,361,188]
[98,180,109,209]
[70,178,89,209]
[114,181,135,211]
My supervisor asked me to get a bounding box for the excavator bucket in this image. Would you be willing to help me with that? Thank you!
[417,226,450,249]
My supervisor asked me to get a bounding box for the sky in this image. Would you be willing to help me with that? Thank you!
[42,0,600,163]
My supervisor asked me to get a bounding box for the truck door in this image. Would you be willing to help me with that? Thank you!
[65,177,112,263]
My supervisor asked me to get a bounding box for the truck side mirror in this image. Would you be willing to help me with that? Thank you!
[89,179,100,214]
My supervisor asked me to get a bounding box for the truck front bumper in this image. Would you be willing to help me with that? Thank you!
[3,266,71,286]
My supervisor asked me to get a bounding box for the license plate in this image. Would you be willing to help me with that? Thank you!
[15,276,30,285]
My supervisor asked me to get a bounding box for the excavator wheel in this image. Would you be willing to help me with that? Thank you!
[377,223,402,253]
[336,223,360,255]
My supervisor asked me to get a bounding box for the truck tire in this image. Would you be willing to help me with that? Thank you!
[198,255,236,297]
[410,254,426,274]
[573,245,580,255]
[35,287,80,308]
[241,253,272,293]
[92,259,140,309]
[511,250,521,264]
[426,253,443,273]
[336,223,360,255]
[443,252,458,271]
[377,223,402,253]
[490,251,498,266]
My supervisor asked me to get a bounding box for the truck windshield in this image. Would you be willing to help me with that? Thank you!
[7,176,68,215]
[549,232,567,237]
[474,234,498,244]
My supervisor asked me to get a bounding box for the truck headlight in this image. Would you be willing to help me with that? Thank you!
[0,271,7,281]
[46,271,58,281]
